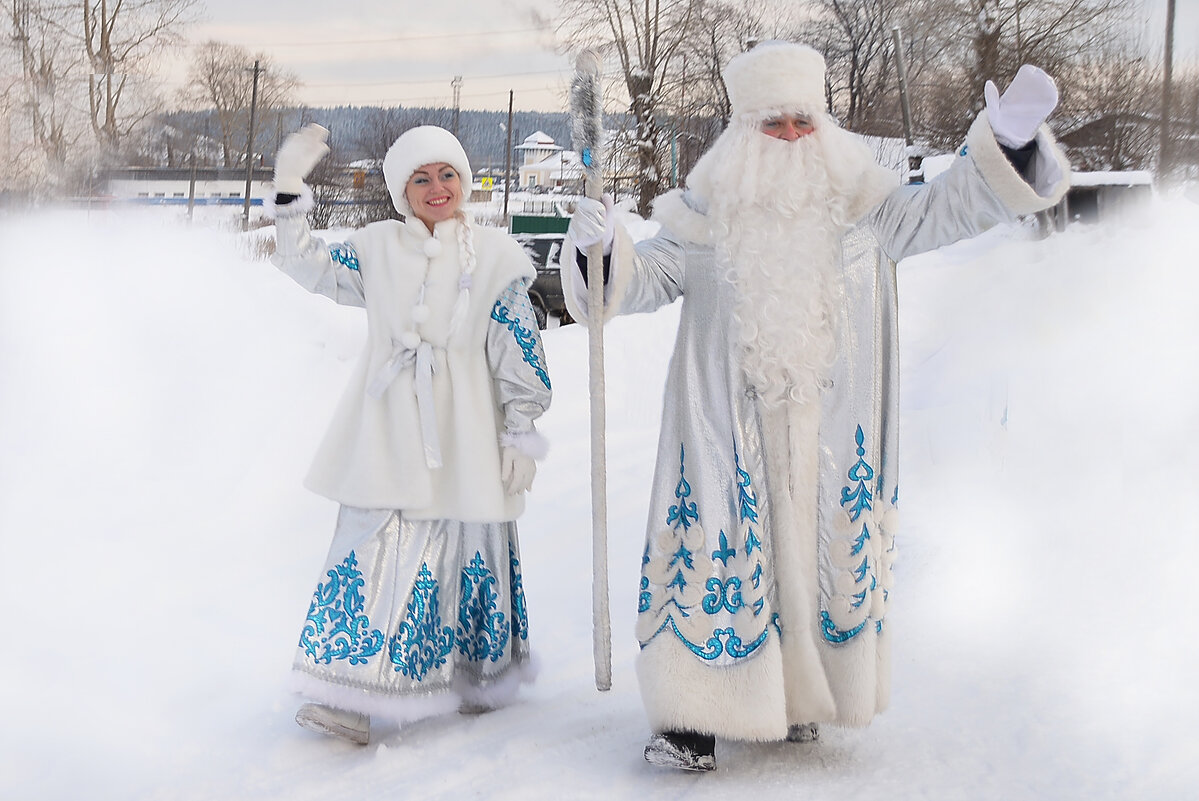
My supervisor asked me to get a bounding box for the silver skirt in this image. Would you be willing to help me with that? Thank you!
[290,506,533,722]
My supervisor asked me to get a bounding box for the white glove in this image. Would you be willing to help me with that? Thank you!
[274,123,331,194]
[568,195,615,254]
[501,447,536,495]
[985,65,1058,149]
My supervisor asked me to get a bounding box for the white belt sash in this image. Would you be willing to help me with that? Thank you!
[365,339,443,469]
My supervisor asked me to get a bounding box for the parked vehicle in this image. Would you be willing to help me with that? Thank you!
[515,233,573,329]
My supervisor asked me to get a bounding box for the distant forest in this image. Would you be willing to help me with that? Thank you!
[158,106,628,173]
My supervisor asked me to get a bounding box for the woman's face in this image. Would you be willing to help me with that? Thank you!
[405,162,463,229]
[761,113,815,141]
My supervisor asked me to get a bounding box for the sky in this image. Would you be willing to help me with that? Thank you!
[164,0,574,113]
[160,0,1199,115]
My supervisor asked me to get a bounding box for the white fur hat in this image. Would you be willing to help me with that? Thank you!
[724,41,826,117]
[382,126,473,217]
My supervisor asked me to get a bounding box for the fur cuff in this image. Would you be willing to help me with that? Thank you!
[263,184,314,220]
[965,111,1071,216]
[560,224,634,327]
[651,189,714,245]
[501,428,549,460]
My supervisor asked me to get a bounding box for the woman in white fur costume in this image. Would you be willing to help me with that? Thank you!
[270,124,551,745]
[562,42,1069,770]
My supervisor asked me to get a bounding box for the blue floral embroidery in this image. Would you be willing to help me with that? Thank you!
[300,551,385,665]
[649,617,770,661]
[638,576,652,613]
[711,531,736,565]
[702,576,744,615]
[850,524,869,556]
[822,425,884,645]
[509,544,529,642]
[666,444,699,530]
[820,610,868,644]
[491,297,551,390]
[389,563,456,679]
[329,242,360,271]
[640,440,777,661]
[840,426,874,522]
[735,450,759,524]
[456,552,510,662]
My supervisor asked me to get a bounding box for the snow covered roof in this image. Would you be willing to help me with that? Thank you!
[1069,170,1154,187]
[515,131,562,152]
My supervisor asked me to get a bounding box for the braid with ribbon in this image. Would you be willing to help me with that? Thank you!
[449,209,477,336]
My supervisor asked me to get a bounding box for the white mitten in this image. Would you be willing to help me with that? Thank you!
[274,123,331,194]
[985,65,1058,149]
[567,195,615,254]
[501,446,537,495]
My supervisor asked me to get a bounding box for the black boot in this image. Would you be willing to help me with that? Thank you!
[786,722,819,743]
[643,729,717,771]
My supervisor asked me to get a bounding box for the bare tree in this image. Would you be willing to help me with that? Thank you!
[806,0,906,132]
[557,0,699,216]
[1056,45,1158,170]
[6,0,84,185]
[178,41,298,167]
[82,0,197,155]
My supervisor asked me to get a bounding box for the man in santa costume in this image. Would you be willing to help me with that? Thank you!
[562,41,1069,770]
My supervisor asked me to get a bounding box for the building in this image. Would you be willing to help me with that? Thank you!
[102,166,273,205]
[516,131,579,191]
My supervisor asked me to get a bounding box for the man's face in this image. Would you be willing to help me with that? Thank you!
[761,114,815,141]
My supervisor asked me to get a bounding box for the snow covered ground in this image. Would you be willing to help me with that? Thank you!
[2,195,1197,800]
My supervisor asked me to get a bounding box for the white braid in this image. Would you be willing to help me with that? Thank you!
[449,210,477,336]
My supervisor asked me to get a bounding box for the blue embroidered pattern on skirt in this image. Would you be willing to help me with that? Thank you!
[508,544,529,642]
[300,551,385,665]
[456,551,511,662]
[389,563,456,680]
[491,290,551,389]
[329,242,360,271]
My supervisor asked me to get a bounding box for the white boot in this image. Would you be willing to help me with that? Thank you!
[295,703,370,745]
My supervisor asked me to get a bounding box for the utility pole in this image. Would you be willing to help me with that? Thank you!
[452,75,463,137]
[891,27,923,184]
[187,151,197,221]
[242,59,262,231]
[1159,0,1176,182]
[504,90,514,226]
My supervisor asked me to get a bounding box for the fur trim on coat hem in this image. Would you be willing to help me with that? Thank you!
[636,634,789,741]
[288,656,538,724]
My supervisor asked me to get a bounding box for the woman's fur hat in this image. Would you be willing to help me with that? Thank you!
[382,126,473,217]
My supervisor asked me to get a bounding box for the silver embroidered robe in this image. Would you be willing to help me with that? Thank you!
[562,113,1071,740]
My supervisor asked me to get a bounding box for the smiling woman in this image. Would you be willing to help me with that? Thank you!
[265,123,553,745]
[405,163,463,230]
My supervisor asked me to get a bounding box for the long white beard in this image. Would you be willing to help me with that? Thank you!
[687,121,853,407]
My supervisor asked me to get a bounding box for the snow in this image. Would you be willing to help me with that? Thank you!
[2,197,1198,800]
